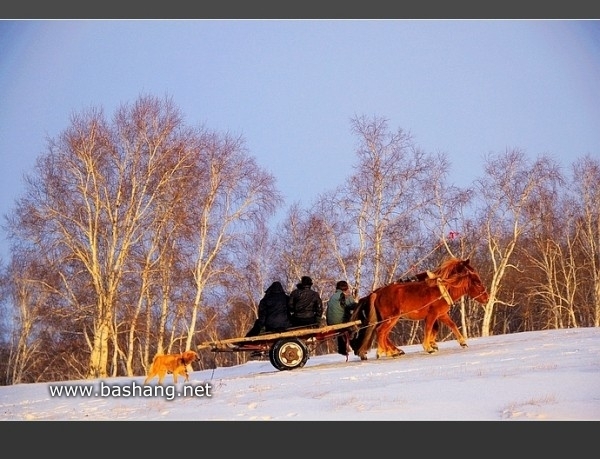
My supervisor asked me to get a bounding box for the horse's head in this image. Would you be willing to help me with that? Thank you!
[441,258,489,304]
[465,266,489,304]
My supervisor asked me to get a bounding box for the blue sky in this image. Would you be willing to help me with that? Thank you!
[1,20,599,261]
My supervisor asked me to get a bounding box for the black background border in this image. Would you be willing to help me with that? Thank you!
[2,1,599,449]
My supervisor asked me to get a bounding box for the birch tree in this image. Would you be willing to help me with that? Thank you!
[7,95,199,378]
[476,149,562,336]
[570,155,600,327]
[180,130,281,352]
[343,115,446,292]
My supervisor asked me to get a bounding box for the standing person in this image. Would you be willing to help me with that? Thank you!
[288,276,323,328]
[245,281,292,337]
[326,280,358,356]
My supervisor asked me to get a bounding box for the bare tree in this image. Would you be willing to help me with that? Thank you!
[429,182,487,339]
[476,149,563,336]
[276,203,332,294]
[3,254,44,384]
[311,188,360,295]
[519,175,581,330]
[343,115,447,293]
[179,130,282,352]
[570,155,600,327]
[7,96,203,378]
[227,219,282,323]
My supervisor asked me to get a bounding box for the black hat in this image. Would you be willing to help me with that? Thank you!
[336,280,349,290]
[301,276,313,286]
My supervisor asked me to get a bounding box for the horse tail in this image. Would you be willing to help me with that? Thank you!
[349,294,379,359]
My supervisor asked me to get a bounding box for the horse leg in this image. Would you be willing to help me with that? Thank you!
[376,317,404,358]
[370,292,391,359]
[357,325,375,360]
[422,315,438,354]
[375,322,391,359]
[431,319,439,351]
[437,313,467,348]
[385,317,404,357]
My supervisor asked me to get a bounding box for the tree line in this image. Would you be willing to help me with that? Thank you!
[1,94,598,384]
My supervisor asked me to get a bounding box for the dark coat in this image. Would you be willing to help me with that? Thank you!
[246,282,292,336]
[288,285,323,326]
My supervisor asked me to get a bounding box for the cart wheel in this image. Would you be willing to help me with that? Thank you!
[268,345,284,371]
[270,338,309,371]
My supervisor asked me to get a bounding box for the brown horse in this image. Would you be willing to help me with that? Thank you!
[349,258,489,360]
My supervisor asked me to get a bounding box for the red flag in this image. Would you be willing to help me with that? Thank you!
[448,231,459,240]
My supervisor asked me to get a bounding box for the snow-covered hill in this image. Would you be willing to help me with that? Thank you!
[2,327,599,421]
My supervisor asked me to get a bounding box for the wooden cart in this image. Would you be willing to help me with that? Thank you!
[197,320,362,371]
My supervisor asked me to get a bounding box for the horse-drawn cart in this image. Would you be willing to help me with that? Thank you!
[197,320,361,371]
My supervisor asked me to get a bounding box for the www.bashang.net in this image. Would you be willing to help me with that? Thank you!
[48,381,213,401]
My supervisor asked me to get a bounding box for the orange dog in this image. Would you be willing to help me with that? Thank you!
[144,350,198,385]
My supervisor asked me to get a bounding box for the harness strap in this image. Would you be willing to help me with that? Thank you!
[436,279,453,305]
[427,270,453,306]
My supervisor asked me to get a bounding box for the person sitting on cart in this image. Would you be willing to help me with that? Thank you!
[288,276,324,328]
[326,280,357,356]
[245,281,292,337]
